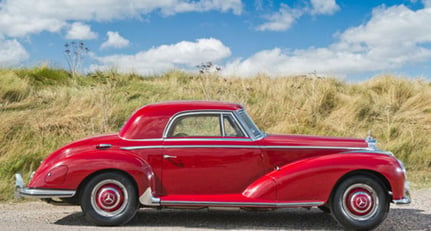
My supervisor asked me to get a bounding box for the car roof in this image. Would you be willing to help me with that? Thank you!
[140,100,244,116]
[119,101,244,139]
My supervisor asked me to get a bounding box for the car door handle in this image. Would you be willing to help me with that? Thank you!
[163,155,177,159]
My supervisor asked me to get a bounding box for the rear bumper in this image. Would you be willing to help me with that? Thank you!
[15,173,76,199]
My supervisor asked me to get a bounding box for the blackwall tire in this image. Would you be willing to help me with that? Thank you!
[318,205,331,213]
[80,172,138,226]
[330,175,389,231]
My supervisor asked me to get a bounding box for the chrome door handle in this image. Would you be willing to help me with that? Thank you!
[163,155,177,159]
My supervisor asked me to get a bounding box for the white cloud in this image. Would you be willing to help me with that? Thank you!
[310,0,340,15]
[423,0,431,8]
[256,0,339,32]
[225,5,431,77]
[256,4,302,31]
[0,0,243,37]
[161,0,243,16]
[0,37,29,67]
[65,22,97,40]
[100,31,130,49]
[91,38,231,75]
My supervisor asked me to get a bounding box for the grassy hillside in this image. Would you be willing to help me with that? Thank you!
[1,67,430,200]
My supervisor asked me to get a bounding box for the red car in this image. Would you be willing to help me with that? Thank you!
[16,101,410,230]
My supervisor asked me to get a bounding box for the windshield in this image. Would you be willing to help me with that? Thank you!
[236,109,264,139]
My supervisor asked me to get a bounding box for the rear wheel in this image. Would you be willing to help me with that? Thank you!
[330,175,389,231]
[80,172,138,226]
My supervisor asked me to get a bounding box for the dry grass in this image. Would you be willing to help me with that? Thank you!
[0,68,430,200]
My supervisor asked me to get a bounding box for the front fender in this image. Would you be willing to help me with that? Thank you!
[243,152,406,203]
[28,150,155,196]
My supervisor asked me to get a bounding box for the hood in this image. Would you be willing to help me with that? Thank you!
[263,134,369,149]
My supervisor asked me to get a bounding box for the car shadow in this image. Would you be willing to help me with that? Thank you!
[55,207,431,230]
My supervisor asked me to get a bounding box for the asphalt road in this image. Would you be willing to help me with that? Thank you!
[1,188,430,231]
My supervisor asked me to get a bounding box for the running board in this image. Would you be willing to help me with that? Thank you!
[139,188,324,208]
[160,200,324,208]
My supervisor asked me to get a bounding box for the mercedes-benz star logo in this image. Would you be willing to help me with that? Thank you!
[356,197,367,208]
[103,193,115,205]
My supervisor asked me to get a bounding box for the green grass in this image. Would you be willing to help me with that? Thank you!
[1,67,430,200]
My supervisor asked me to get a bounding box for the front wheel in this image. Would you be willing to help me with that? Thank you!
[330,175,389,231]
[80,172,138,226]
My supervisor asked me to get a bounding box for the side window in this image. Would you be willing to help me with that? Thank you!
[168,114,221,137]
[223,114,245,137]
[237,110,262,138]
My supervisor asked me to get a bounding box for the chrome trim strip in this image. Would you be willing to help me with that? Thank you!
[122,146,164,150]
[161,200,324,207]
[164,138,253,142]
[340,150,392,155]
[121,144,368,151]
[118,136,164,142]
[262,145,365,150]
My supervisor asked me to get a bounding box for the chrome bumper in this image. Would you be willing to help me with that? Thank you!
[15,173,76,199]
[392,181,411,205]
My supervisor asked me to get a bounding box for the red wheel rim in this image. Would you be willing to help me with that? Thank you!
[91,179,128,217]
[341,183,379,221]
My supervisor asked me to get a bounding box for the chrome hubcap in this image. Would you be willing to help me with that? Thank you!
[91,179,128,217]
[341,183,379,221]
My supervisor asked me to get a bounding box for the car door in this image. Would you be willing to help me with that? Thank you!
[161,111,265,195]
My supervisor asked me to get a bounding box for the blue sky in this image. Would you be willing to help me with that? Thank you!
[1,0,431,80]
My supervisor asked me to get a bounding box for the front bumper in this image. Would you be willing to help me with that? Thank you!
[15,173,76,199]
[391,181,411,205]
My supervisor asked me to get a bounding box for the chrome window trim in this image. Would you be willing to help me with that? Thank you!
[234,109,265,140]
[162,110,250,139]
[220,113,226,136]
[224,111,248,138]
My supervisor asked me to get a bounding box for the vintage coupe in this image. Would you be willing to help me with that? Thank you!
[16,101,410,230]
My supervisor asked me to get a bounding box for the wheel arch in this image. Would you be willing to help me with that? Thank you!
[329,169,392,204]
[76,169,139,203]
[62,149,156,199]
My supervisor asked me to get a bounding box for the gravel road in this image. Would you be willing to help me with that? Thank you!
[1,188,430,231]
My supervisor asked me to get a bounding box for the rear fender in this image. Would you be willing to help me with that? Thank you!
[243,153,405,203]
[28,150,155,197]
